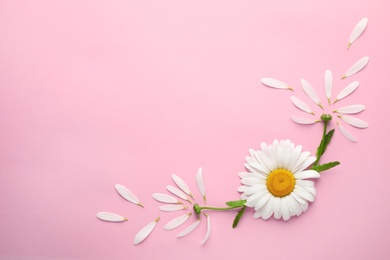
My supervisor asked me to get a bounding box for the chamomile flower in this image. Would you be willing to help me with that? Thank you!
[238,140,320,221]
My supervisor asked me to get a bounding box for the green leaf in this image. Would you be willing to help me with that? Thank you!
[232,206,246,228]
[312,161,340,172]
[316,129,335,158]
[226,200,246,207]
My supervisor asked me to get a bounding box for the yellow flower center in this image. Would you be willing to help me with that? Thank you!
[266,169,295,197]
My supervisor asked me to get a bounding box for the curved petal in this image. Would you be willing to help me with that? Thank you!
[290,96,315,114]
[348,17,368,49]
[294,169,320,179]
[261,78,293,90]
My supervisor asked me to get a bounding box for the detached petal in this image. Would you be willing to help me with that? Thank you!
[152,193,182,204]
[300,79,323,108]
[172,174,194,199]
[348,17,368,49]
[177,219,201,238]
[334,104,365,114]
[337,122,357,142]
[201,214,212,245]
[334,81,359,103]
[325,70,333,104]
[115,184,143,207]
[290,96,315,114]
[133,217,159,245]
[96,212,127,222]
[164,213,192,231]
[342,57,369,79]
[159,204,188,212]
[166,185,191,203]
[261,78,293,90]
[290,116,320,125]
[196,167,206,203]
[338,115,368,128]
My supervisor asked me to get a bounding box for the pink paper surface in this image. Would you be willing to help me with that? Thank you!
[1,1,390,259]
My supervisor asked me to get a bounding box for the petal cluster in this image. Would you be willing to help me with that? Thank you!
[238,140,320,221]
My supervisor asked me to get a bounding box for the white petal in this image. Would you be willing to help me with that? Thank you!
[337,122,357,142]
[152,193,182,204]
[133,217,159,245]
[201,214,211,245]
[334,104,365,114]
[115,184,143,207]
[290,116,319,125]
[325,70,333,104]
[164,213,192,231]
[176,220,201,238]
[96,212,127,222]
[261,78,293,90]
[172,174,194,199]
[334,81,359,103]
[280,198,291,221]
[273,197,281,219]
[166,185,191,203]
[294,170,320,179]
[338,115,368,128]
[196,167,206,203]
[348,17,368,49]
[342,56,369,79]
[290,96,314,114]
[261,197,274,220]
[254,193,272,211]
[294,186,316,202]
[300,79,323,108]
[159,204,188,212]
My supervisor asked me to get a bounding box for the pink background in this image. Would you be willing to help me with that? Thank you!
[1,1,390,259]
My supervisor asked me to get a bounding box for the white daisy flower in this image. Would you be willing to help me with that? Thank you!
[238,140,320,221]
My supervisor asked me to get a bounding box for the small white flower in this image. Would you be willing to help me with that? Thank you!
[239,140,320,221]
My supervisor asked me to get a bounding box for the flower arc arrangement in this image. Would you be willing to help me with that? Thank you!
[97,17,369,245]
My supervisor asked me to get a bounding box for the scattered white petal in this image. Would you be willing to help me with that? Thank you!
[115,184,143,207]
[152,193,182,204]
[177,219,201,238]
[325,70,333,105]
[342,56,369,79]
[348,17,368,49]
[337,122,357,142]
[201,213,211,245]
[334,104,365,114]
[300,79,323,108]
[159,204,188,212]
[196,167,206,203]
[338,116,368,128]
[334,81,359,104]
[261,78,293,90]
[164,213,192,231]
[96,212,127,222]
[166,185,192,203]
[290,96,314,114]
[133,217,160,245]
[290,116,320,125]
[172,174,194,199]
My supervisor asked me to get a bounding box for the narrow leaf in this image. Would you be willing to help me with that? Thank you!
[201,213,211,245]
[115,184,143,207]
[322,129,335,156]
[342,56,369,79]
[164,213,192,231]
[325,70,333,105]
[152,193,182,204]
[290,116,320,125]
[334,81,359,103]
[96,212,128,222]
[337,122,357,142]
[348,17,368,49]
[166,185,191,203]
[172,174,194,199]
[338,115,368,128]
[261,78,293,90]
[133,217,159,245]
[334,104,365,114]
[177,220,201,238]
[226,200,246,207]
[196,167,206,203]
[311,161,340,172]
[290,96,314,114]
[232,206,246,228]
[159,204,188,212]
[300,79,323,108]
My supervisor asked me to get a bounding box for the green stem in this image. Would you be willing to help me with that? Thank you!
[193,203,243,215]
[313,120,328,166]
